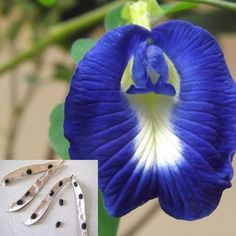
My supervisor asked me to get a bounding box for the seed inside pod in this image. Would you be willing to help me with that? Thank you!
[49,190,54,197]
[73,182,78,187]
[31,213,37,219]
[78,194,83,199]
[55,221,61,228]
[5,178,9,184]
[16,199,23,205]
[26,169,32,175]
[59,199,64,206]
[81,222,87,230]
[48,164,53,169]
[25,191,30,197]
[58,181,63,187]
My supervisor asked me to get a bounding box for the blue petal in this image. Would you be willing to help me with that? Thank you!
[129,42,176,96]
[154,80,176,96]
[131,42,149,88]
[64,25,157,216]
[64,20,236,220]
[151,20,236,220]
[146,44,168,84]
[126,84,153,94]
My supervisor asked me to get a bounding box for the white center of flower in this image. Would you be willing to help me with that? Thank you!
[121,53,182,169]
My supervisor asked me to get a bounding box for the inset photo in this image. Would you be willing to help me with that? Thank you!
[0,160,98,236]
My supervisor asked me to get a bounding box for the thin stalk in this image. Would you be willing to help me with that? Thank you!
[0,0,126,76]
[182,0,236,11]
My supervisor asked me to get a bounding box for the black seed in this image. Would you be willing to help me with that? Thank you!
[55,221,61,228]
[25,191,30,197]
[5,179,9,184]
[73,182,78,187]
[78,194,83,199]
[48,164,53,169]
[81,222,87,230]
[58,181,63,187]
[26,169,32,175]
[49,190,54,197]
[59,199,64,206]
[31,213,37,219]
[16,199,23,205]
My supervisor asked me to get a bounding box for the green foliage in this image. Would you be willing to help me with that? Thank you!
[104,4,125,31]
[99,192,119,236]
[70,38,97,63]
[54,63,72,81]
[182,0,236,11]
[104,1,198,31]
[161,1,198,17]
[37,0,56,7]
[49,103,69,160]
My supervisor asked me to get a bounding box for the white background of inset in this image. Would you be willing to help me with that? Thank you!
[0,160,98,236]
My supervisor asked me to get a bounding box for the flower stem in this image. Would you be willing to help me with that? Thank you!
[182,0,236,11]
[0,0,126,76]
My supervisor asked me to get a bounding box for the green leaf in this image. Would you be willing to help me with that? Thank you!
[49,103,70,160]
[104,4,125,31]
[70,38,97,63]
[99,192,119,236]
[37,0,56,7]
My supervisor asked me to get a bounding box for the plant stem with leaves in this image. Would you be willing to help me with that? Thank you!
[0,0,126,76]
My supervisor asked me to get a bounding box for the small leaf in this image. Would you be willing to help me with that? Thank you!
[49,103,69,160]
[104,4,125,31]
[70,38,97,63]
[99,192,119,236]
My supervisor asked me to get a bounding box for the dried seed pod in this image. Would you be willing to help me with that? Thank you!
[71,176,88,236]
[1,160,63,186]
[7,162,64,212]
[24,176,72,226]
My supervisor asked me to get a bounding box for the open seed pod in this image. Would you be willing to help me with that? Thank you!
[1,161,63,186]
[24,175,72,226]
[7,162,64,212]
[72,176,88,236]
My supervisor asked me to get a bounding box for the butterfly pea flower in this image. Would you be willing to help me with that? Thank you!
[64,20,236,220]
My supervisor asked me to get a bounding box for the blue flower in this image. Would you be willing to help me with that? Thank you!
[64,20,236,220]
